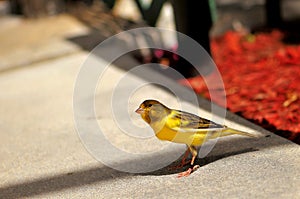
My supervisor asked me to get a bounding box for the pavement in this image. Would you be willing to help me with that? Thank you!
[0,14,300,199]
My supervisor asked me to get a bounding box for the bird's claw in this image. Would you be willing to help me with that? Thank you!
[177,165,200,178]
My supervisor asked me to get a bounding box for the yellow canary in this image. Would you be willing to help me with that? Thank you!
[135,99,258,177]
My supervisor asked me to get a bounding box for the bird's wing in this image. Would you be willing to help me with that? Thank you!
[165,110,225,133]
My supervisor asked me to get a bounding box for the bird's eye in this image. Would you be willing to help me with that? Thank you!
[148,104,152,107]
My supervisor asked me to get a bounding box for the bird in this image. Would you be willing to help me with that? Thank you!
[135,99,258,177]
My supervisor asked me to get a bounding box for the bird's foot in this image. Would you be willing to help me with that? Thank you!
[177,165,200,178]
[168,149,191,170]
[168,159,191,171]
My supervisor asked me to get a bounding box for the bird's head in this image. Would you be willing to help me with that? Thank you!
[135,100,170,124]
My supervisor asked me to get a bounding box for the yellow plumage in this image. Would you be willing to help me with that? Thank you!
[135,99,258,177]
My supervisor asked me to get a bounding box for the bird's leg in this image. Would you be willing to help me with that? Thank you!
[177,146,199,178]
[180,147,192,166]
[168,147,191,170]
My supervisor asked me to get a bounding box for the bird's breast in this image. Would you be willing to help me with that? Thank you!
[154,126,207,146]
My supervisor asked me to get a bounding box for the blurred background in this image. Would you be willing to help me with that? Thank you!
[1,0,300,144]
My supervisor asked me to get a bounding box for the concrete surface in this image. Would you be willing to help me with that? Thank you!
[0,14,300,199]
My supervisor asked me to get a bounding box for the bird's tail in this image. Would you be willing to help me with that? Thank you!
[220,127,259,138]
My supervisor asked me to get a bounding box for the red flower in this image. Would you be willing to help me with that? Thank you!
[182,30,300,144]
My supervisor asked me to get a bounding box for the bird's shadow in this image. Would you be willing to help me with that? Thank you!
[142,147,258,176]
[0,134,276,198]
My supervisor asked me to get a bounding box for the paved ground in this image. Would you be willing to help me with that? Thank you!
[0,13,300,198]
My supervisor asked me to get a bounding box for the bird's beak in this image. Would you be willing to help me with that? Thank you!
[135,107,144,114]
